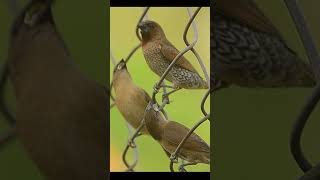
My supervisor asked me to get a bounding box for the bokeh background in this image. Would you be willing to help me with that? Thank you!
[0,1,107,179]
[110,7,210,172]
[213,0,320,179]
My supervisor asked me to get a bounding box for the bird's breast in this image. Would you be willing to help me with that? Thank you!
[142,44,169,76]
[115,88,149,133]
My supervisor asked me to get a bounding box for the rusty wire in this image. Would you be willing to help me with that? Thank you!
[110,7,210,172]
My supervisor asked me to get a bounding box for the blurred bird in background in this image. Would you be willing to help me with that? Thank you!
[212,0,316,90]
[7,0,107,179]
[138,20,208,92]
[113,60,210,171]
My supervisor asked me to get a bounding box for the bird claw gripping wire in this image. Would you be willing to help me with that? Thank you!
[178,165,188,172]
[170,154,179,163]
[127,139,137,148]
[178,162,197,172]
[152,104,161,112]
[153,83,161,94]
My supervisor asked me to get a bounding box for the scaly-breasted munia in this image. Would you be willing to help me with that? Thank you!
[7,0,107,179]
[212,0,316,89]
[138,20,208,89]
[113,60,210,168]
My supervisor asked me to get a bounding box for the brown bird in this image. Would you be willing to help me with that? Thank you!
[7,0,107,179]
[144,106,210,171]
[138,20,208,90]
[212,0,316,89]
[113,61,210,170]
[112,60,166,135]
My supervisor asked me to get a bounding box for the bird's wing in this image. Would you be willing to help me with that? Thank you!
[163,121,210,153]
[215,0,281,37]
[159,41,198,73]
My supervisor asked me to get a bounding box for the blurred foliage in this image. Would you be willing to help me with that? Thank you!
[110,7,210,172]
[213,0,320,179]
[0,1,107,179]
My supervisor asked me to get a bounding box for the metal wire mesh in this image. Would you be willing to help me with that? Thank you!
[110,7,210,172]
[284,0,320,178]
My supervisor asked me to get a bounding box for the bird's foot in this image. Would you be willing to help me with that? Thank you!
[170,154,179,163]
[178,162,197,172]
[153,83,161,94]
[162,88,180,102]
[152,103,161,112]
[127,140,137,148]
[178,166,187,172]
[136,132,143,137]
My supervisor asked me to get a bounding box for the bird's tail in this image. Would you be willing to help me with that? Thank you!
[284,59,316,87]
[200,79,209,89]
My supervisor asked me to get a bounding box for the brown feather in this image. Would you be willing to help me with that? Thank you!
[160,40,198,73]
[215,0,281,37]
[162,121,210,153]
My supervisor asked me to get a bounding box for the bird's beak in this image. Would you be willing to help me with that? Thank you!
[138,22,148,33]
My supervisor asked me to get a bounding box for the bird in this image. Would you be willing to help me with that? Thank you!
[7,0,107,179]
[113,60,210,170]
[212,0,316,90]
[112,59,164,135]
[144,105,210,171]
[138,20,208,90]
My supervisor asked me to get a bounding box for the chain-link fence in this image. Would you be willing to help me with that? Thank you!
[285,0,320,179]
[110,7,210,172]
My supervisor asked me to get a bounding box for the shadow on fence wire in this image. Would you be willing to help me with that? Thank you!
[109,7,210,172]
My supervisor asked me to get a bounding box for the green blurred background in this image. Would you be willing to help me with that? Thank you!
[213,0,320,179]
[0,1,107,179]
[110,7,210,172]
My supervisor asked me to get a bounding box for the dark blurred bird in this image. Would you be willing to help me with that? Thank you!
[212,0,316,89]
[138,20,208,90]
[113,61,210,169]
[7,0,107,179]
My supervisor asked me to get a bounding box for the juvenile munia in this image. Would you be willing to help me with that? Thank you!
[138,20,208,89]
[112,60,166,134]
[144,107,210,169]
[212,0,316,89]
[7,0,107,179]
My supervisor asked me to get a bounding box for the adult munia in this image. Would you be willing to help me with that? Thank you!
[212,0,316,89]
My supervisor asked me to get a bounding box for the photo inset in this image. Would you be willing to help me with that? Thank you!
[110,7,210,172]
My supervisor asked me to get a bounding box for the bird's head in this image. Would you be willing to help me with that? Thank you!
[112,59,132,87]
[23,0,54,26]
[138,20,166,42]
[11,0,55,35]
